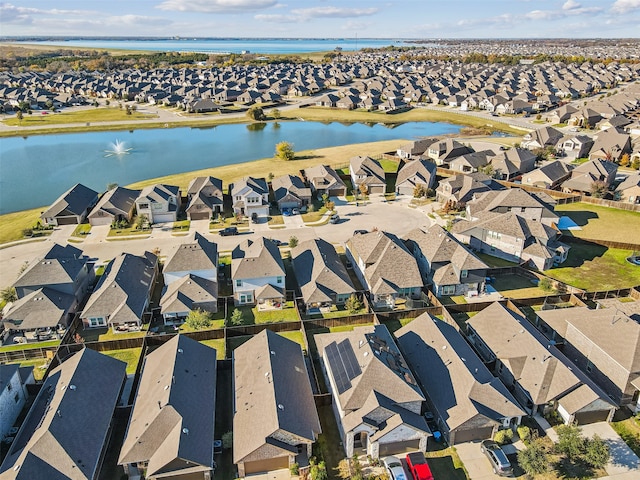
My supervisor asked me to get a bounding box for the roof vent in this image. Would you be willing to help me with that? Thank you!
[270,350,276,355]
[178,348,183,353]
[182,428,189,435]
[278,404,284,410]
[69,385,76,390]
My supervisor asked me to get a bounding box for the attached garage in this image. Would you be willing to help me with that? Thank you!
[369,185,386,195]
[328,187,346,197]
[151,213,177,224]
[574,409,611,425]
[396,184,415,196]
[189,211,210,220]
[55,216,80,225]
[243,456,289,475]
[89,214,114,226]
[452,426,495,444]
[378,439,421,457]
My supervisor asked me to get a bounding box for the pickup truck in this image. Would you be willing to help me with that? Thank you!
[405,452,434,480]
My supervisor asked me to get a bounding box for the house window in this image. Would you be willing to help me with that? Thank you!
[15,393,20,403]
[277,276,283,284]
[461,270,468,278]
[586,360,594,373]
[236,280,242,287]
[442,285,456,295]
[7,383,12,392]
[89,317,106,327]
[139,203,149,209]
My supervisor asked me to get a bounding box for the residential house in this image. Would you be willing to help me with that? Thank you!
[231,237,285,307]
[81,252,158,331]
[315,325,430,458]
[426,139,474,167]
[522,126,563,150]
[349,156,386,195]
[292,239,356,314]
[557,135,594,159]
[230,177,269,219]
[465,188,559,225]
[304,164,347,198]
[548,104,577,124]
[185,176,223,220]
[405,225,488,298]
[448,151,492,174]
[615,173,640,203]
[395,159,437,196]
[119,335,217,480]
[397,315,524,444]
[271,174,312,211]
[234,330,320,477]
[589,127,632,162]
[562,159,618,194]
[88,186,140,226]
[488,148,537,180]
[535,299,640,412]
[396,138,438,160]
[522,161,573,189]
[40,183,98,226]
[345,231,422,309]
[0,348,126,480]
[135,184,181,224]
[0,364,34,441]
[466,303,617,424]
[435,174,493,208]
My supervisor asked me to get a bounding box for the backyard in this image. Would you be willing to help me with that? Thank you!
[102,347,142,374]
[228,301,299,325]
[555,202,640,243]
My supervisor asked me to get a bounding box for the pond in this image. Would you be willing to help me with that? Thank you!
[0,120,461,214]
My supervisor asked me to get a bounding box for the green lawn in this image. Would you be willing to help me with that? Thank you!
[172,219,191,231]
[76,325,147,342]
[107,226,151,237]
[277,330,306,351]
[0,339,60,353]
[200,339,226,359]
[71,223,92,237]
[103,348,142,374]
[491,274,549,298]
[0,207,45,244]
[229,302,299,325]
[8,358,49,381]
[555,202,640,243]
[379,317,416,334]
[424,445,469,480]
[475,253,521,268]
[329,323,374,333]
[301,304,368,320]
[545,245,640,290]
[3,107,155,126]
[379,157,400,173]
[611,413,640,457]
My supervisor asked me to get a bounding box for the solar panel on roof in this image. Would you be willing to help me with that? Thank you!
[325,342,351,394]
[338,340,362,380]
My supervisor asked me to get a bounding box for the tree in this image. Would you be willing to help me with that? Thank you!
[1,286,17,303]
[309,460,327,480]
[16,110,23,122]
[583,434,610,468]
[345,294,363,313]
[590,180,608,198]
[413,184,428,198]
[538,277,554,292]
[325,200,335,211]
[275,141,295,161]
[632,157,640,170]
[359,183,369,198]
[517,438,549,476]
[620,153,630,167]
[246,106,266,121]
[221,431,233,449]
[556,424,585,460]
[106,182,119,190]
[230,308,244,326]
[289,236,299,249]
[185,309,212,330]
[271,108,281,119]
[267,172,274,182]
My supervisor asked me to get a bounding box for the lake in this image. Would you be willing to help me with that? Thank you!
[12,38,426,55]
[0,121,460,214]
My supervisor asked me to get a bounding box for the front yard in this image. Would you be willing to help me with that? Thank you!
[611,412,640,457]
[424,445,469,480]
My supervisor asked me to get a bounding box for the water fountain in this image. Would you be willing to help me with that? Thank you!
[104,139,132,157]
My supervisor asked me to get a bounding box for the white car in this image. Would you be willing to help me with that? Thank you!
[383,456,407,480]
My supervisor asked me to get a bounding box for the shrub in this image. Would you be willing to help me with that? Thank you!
[289,236,299,248]
[538,277,554,292]
[185,309,212,330]
[230,308,244,326]
[345,294,363,313]
[583,434,610,468]
[289,463,299,475]
[518,438,549,475]
[221,431,233,449]
[494,428,513,445]
[517,425,532,444]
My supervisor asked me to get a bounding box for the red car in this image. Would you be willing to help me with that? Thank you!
[406,452,434,480]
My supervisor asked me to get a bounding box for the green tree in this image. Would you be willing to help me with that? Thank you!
[583,434,610,468]
[309,460,327,480]
[275,141,295,161]
[16,110,23,122]
[556,424,585,460]
[413,184,428,198]
[288,236,299,249]
[230,308,244,326]
[538,277,554,292]
[107,182,119,190]
[590,180,608,198]
[345,294,363,313]
[271,108,281,119]
[221,431,233,449]
[517,438,549,475]
[185,309,212,330]
[246,106,266,121]
[1,286,18,303]
[631,157,640,170]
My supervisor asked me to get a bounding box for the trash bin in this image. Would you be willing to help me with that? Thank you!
[433,431,442,443]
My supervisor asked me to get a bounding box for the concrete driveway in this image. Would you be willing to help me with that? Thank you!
[455,441,525,480]
[580,422,640,479]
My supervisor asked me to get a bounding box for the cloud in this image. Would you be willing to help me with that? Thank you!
[156,0,278,13]
[254,13,300,22]
[0,3,96,25]
[289,6,378,18]
[611,0,640,13]
[562,0,581,10]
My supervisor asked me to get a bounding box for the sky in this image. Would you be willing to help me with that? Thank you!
[1,0,640,38]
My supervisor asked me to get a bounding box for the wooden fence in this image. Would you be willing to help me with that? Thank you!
[562,235,640,251]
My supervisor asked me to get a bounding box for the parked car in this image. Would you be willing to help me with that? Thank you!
[481,440,513,477]
[219,226,239,236]
[251,212,258,223]
[406,452,434,480]
[383,456,407,480]
[292,207,300,215]
[282,209,292,217]
[329,214,340,224]
[353,229,368,235]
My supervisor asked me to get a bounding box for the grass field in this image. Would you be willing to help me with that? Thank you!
[200,339,226,359]
[0,339,60,353]
[3,107,155,126]
[555,202,640,243]
[545,244,640,290]
[102,347,142,374]
[611,412,640,457]
[0,207,44,244]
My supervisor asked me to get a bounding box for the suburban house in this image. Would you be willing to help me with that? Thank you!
[561,159,618,194]
[425,139,473,166]
[303,164,347,198]
[397,315,524,444]
[119,335,217,480]
[135,184,181,224]
[405,225,488,298]
[522,126,563,150]
[88,186,140,226]
[345,231,423,309]
[315,325,431,458]
[465,188,559,225]
[395,158,437,196]
[6,244,93,335]
[349,156,386,195]
[615,173,640,203]
[448,151,492,174]
[589,127,633,162]
[271,174,312,211]
[534,299,640,413]
[488,148,537,180]
[230,177,269,219]
[466,303,617,424]
[0,348,126,479]
[548,104,577,124]
[396,138,438,160]
[0,364,34,441]
[234,330,321,477]
[435,174,493,208]
[40,183,99,226]
[522,160,573,189]
[81,251,158,331]
[291,238,356,314]
[231,237,285,307]
[185,176,223,221]
[557,135,594,159]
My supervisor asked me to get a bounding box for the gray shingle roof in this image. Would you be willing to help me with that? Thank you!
[89,186,140,219]
[232,237,285,281]
[304,164,346,192]
[159,274,218,315]
[3,287,75,331]
[14,244,88,292]
[396,159,437,189]
[163,233,218,276]
[40,183,98,219]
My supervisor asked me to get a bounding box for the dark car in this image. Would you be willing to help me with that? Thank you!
[353,229,368,235]
[481,440,513,476]
[219,226,238,236]
[405,452,434,480]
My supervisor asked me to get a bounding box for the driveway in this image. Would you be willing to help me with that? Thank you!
[455,441,522,480]
[580,422,640,479]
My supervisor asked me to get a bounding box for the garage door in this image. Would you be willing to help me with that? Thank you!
[243,456,289,475]
[153,213,176,223]
[56,216,79,225]
[329,188,345,197]
[189,211,210,220]
[89,216,112,226]
[575,410,610,425]
[378,439,421,457]
[453,427,494,444]
[370,185,385,194]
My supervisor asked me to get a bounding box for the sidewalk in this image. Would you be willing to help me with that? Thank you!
[533,414,559,442]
